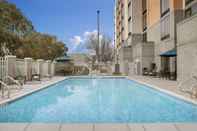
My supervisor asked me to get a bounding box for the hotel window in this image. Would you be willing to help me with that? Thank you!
[160,0,170,17]
[143,33,147,42]
[185,2,197,18]
[142,0,147,31]
[128,0,132,34]
[185,8,192,18]
[185,0,194,6]
[142,0,147,12]
[128,20,132,35]
[161,15,170,40]
[128,0,132,21]
[142,13,147,31]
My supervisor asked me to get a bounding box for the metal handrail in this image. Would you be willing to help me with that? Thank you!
[0,80,10,98]
[6,76,22,89]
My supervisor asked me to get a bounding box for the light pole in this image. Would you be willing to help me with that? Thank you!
[97,10,100,63]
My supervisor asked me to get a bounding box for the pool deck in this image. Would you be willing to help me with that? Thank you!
[127,75,197,104]
[1,75,197,131]
[0,123,197,131]
[0,77,66,105]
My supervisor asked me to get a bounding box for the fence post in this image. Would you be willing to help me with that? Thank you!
[5,55,16,78]
[46,60,51,76]
[25,58,33,81]
[51,61,56,76]
[37,59,44,78]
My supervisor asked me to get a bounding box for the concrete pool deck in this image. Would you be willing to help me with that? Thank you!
[127,75,197,104]
[0,123,197,131]
[0,77,67,105]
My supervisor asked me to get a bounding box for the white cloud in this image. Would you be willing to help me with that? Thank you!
[84,30,97,38]
[69,36,83,45]
[68,30,103,53]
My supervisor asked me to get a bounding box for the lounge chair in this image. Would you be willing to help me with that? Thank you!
[31,74,41,81]
[142,68,149,76]
[44,74,52,79]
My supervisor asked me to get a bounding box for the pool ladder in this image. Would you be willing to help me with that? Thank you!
[0,80,10,98]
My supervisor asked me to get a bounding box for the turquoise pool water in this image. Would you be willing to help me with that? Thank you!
[0,78,197,123]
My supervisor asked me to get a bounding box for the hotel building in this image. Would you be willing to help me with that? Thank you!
[115,0,197,80]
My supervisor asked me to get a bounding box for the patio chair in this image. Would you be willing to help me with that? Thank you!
[31,74,41,81]
[142,68,149,76]
[44,74,52,79]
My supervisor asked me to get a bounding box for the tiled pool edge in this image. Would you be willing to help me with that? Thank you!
[0,123,197,131]
[0,77,68,106]
[126,76,197,105]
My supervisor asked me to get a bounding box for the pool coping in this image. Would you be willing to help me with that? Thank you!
[0,123,197,131]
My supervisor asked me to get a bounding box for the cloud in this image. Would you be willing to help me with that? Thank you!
[69,36,83,46]
[84,30,97,39]
[68,30,103,53]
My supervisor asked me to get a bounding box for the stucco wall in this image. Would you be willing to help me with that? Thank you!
[132,42,154,75]
[177,14,197,82]
[147,10,183,71]
[132,0,143,34]
[147,0,160,27]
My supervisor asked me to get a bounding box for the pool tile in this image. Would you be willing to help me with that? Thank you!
[128,124,145,131]
[0,123,28,131]
[144,124,178,131]
[175,124,197,131]
[95,124,129,131]
[60,124,93,131]
[26,124,60,131]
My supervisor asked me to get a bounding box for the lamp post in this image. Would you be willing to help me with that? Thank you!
[97,10,100,63]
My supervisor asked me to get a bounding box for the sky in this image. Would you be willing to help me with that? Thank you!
[8,0,114,53]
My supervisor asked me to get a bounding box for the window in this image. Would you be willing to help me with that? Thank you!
[143,13,147,31]
[161,0,170,17]
[161,15,170,40]
[185,8,192,18]
[185,2,197,18]
[143,33,147,42]
[128,0,132,34]
[128,19,132,34]
[185,0,194,6]
[128,0,132,20]
[142,0,147,31]
[142,0,147,12]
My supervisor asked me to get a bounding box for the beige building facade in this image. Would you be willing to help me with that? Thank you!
[177,0,197,82]
[115,0,197,80]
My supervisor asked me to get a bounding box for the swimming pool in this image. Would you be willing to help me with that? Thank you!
[0,77,197,123]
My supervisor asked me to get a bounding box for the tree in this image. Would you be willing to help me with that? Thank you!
[0,1,66,59]
[0,0,34,56]
[85,33,114,62]
[0,1,34,36]
[16,32,65,60]
[0,26,22,56]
